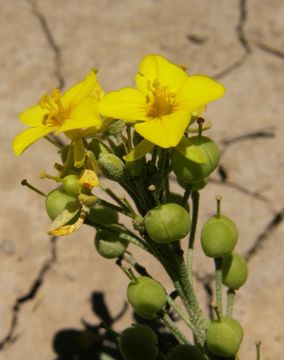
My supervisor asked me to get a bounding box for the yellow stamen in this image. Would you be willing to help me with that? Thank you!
[147,80,177,118]
[39,88,68,127]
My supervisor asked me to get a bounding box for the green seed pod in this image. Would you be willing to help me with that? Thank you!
[45,188,78,220]
[127,276,166,319]
[178,177,208,191]
[63,175,81,197]
[201,215,238,258]
[165,344,205,360]
[222,253,248,289]
[95,226,128,259]
[206,317,244,357]
[171,136,220,184]
[98,153,125,181]
[88,203,119,225]
[144,203,191,243]
[119,324,159,360]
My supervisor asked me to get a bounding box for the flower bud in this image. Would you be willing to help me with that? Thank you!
[45,188,78,220]
[144,203,191,243]
[222,253,248,289]
[171,136,220,184]
[98,153,125,181]
[88,140,111,159]
[88,203,119,225]
[165,344,204,360]
[94,226,128,259]
[63,175,81,197]
[119,324,159,360]
[127,276,166,319]
[206,317,244,357]
[201,215,238,258]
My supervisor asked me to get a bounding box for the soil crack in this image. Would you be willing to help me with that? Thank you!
[25,0,65,90]
[0,237,57,351]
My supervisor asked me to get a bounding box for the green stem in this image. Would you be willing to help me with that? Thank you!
[120,179,147,215]
[226,289,235,317]
[121,197,137,218]
[123,252,150,277]
[166,295,195,332]
[151,241,207,344]
[100,184,133,212]
[160,312,189,344]
[97,198,133,217]
[214,258,223,317]
[45,135,64,149]
[60,145,74,177]
[182,185,192,208]
[186,191,199,282]
[256,341,261,360]
[85,218,150,252]
[21,179,46,197]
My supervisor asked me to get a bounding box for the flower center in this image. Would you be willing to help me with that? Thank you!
[146,80,177,118]
[40,89,67,127]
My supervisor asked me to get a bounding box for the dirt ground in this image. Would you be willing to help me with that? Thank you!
[0,0,284,359]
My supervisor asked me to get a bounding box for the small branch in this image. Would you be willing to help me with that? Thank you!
[160,312,189,344]
[214,258,223,317]
[226,289,235,317]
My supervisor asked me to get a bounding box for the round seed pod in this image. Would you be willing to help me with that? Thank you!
[201,215,238,258]
[222,253,248,289]
[88,203,119,225]
[127,276,166,319]
[98,153,125,181]
[119,324,159,360]
[63,175,81,197]
[171,136,220,184]
[45,188,79,220]
[95,226,128,259]
[165,344,205,360]
[206,317,244,357]
[144,203,191,243]
[178,177,208,191]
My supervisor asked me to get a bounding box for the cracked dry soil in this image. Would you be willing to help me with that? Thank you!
[0,0,284,359]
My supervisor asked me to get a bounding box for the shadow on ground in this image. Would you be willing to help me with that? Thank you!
[52,291,177,360]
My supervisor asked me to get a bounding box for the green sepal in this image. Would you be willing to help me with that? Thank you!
[49,202,81,229]
[176,136,207,164]
[73,138,85,168]
[124,139,154,162]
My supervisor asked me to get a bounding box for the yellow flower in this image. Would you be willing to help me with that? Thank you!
[100,54,225,148]
[13,70,104,156]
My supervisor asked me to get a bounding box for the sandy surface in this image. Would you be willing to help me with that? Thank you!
[0,0,284,359]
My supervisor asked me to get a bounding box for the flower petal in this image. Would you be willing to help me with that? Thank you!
[176,75,225,112]
[134,111,190,148]
[135,54,188,95]
[99,88,148,122]
[13,126,54,156]
[57,97,102,133]
[124,139,154,161]
[62,70,103,108]
[19,105,48,126]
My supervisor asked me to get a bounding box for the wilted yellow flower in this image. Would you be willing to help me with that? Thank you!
[100,54,225,148]
[13,70,104,156]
